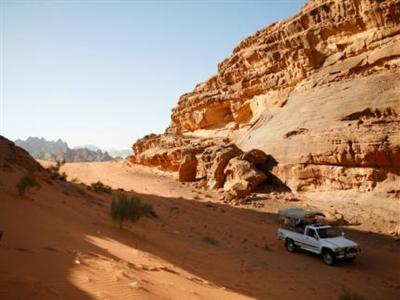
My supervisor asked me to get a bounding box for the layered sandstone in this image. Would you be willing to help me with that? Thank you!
[223,157,268,200]
[129,133,269,198]
[131,0,400,193]
[130,134,227,172]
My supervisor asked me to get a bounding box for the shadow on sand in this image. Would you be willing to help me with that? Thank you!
[1,174,399,300]
[68,184,400,299]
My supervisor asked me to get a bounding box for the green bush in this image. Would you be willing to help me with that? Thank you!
[110,194,157,228]
[70,177,80,184]
[202,236,219,246]
[16,174,40,196]
[91,181,112,193]
[339,287,365,300]
[46,160,66,180]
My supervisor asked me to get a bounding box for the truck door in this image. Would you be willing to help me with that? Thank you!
[304,228,320,253]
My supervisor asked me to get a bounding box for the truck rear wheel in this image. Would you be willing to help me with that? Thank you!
[285,239,296,253]
[322,250,335,265]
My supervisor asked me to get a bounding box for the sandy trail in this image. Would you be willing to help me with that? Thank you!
[0,161,399,299]
[57,160,400,235]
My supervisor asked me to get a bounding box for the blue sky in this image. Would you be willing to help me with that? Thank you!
[1,0,306,149]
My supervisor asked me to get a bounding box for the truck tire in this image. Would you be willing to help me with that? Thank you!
[322,249,335,265]
[285,238,296,253]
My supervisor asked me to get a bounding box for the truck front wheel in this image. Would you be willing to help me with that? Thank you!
[285,239,296,253]
[322,250,335,265]
[346,256,356,263]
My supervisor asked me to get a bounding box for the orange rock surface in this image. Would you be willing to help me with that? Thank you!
[131,0,400,193]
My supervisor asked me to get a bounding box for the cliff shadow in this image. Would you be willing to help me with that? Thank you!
[79,187,400,300]
[256,154,292,193]
[5,171,398,300]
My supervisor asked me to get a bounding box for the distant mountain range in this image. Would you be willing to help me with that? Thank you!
[14,137,130,162]
[105,149,132,158]
[72,144,101,151]
[72,145,131,158]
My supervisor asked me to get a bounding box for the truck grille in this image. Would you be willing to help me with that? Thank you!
[346,247,357,253]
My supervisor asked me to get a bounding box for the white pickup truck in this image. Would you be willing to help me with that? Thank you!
[277,208,360,265]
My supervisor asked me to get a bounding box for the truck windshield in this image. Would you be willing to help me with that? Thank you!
[317,228,340,238]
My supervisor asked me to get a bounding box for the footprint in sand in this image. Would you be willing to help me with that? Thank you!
[14,247,34,253]
[43,246,61,253]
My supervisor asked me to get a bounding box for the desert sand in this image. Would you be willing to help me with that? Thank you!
[57,160,400,236]
[1,156,399,300]
[2,0,400,299]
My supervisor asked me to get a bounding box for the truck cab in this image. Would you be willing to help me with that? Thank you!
[277,208,360,265]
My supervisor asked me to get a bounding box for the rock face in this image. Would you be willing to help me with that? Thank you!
[129,134,269,198]
[131,0,400,193]
[178,154,198,182]
[197,144,243,189]
[130,134,219,172]
[223,157,268,200]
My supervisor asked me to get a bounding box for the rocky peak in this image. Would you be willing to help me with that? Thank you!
[15,137,114,163]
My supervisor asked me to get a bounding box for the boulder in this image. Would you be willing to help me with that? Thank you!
[197,144,243,189]
[223,157,267,199]
[240,149,268,165]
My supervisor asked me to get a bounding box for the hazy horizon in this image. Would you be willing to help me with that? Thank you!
[14,135,131,152]
[1,0,306,149]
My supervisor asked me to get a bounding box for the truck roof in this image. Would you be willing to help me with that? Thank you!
[278,208,325,219]
[307,224,331,229]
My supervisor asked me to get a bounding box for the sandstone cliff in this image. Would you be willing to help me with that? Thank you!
[130,0,400,194]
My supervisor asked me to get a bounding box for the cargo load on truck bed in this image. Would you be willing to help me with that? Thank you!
[278,208,325,233]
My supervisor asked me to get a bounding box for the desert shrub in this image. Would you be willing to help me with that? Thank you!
[70,177,80,184]
[202,236,219,246]
[338,287,365,300]
[46,160,66,180]
[60,172,68,181]
[16,174,40,196]
[110,194,157,228]
[91,181,112,193]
